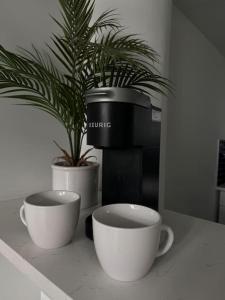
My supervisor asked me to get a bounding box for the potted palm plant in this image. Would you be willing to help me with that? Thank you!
[0,0,170,209]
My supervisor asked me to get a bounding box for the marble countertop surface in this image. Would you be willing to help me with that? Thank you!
[0,198,225,300]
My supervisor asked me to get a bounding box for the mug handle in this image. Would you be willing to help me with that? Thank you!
[156,224,174,257]
[20,205,27,227]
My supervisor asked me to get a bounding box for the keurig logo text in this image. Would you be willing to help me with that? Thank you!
[88,122,111,128]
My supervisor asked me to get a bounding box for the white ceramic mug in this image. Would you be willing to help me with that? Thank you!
[92,204,174,281]
[20,191,80,249]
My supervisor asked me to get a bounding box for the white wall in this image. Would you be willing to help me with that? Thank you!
[0,0,66,201]
[0,0,172,299]
[165,6,225,220]
[95,0,172,83]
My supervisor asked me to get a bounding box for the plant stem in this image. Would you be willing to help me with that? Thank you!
[73,127,82,164]
[79,131,86,156]
[67,130,75,165]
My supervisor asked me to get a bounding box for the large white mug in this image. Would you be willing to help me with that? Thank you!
[20,191,80,249]
[92,204,174,281]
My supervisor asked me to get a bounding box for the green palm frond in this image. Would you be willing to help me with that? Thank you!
[89,30,159,68]
[0,0,171,166]
[0,46,74,123]
[85,9,120,38]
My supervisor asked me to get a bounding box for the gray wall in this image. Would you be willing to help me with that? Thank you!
[165,6,225,220]
[0,0,67,201]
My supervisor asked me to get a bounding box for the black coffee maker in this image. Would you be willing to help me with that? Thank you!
[85,87,161,239]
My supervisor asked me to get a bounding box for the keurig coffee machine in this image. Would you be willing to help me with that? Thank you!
[85,87,161,239]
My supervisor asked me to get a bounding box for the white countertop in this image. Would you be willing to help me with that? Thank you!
[0,199,225,300]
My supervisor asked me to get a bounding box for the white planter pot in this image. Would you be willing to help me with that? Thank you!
[52,162,99,209]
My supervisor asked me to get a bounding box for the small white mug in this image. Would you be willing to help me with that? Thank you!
[92,204,174,281]
[20,191,80,249]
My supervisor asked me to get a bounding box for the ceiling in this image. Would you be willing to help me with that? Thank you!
[174,0,225,57]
